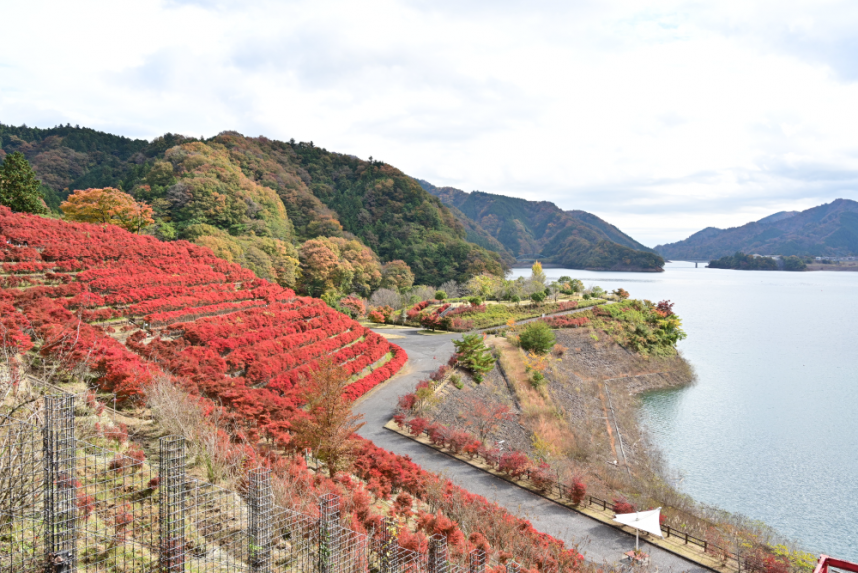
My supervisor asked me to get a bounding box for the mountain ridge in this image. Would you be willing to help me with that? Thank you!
[417,180,663,271]
[0,123,506,287]
[655,199,858,260]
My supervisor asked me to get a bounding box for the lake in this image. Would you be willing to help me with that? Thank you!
[509,263,858,560]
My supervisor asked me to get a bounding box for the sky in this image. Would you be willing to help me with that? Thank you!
[3,0,858,247]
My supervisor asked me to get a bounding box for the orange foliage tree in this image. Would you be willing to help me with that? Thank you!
[61,187,154,233]
[291,358,366,477]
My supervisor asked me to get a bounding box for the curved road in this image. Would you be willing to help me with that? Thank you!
[354,325,707,573]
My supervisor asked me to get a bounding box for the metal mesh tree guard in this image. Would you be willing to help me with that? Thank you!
[318,493,341,573]
[43,394,77,573]
[159,435,187,572]
[468,549,486,573]
[1,400,543,573]
[428,535,448,573]
[0,410,46,572]
[248,468,273,573]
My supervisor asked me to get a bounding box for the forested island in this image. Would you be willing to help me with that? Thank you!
[708,252,808,271]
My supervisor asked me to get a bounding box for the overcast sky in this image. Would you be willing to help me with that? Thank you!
[3,0,858,246]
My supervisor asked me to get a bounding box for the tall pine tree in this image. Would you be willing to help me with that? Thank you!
[0,152,47,214]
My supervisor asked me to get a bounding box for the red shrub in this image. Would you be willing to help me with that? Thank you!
[398,393,417,411]
[76,491,96,521]
[109,454,132,473]
[569,479,587,505]
[426,424,448,447]
[656,300,675,316]
[394,492,413,519]
[529,462,554,492]
[613,498,635,515]
[542,315,590,329]
[339,296,366,318]
[447,430,475,454]
[429,365,449,382]
[406,417,429,436]
[498,451,531,479]
[102,423,128,445]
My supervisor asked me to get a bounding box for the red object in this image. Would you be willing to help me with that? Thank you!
[813,555,858,573]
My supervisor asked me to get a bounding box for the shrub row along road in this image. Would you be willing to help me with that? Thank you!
[354,324,708,573]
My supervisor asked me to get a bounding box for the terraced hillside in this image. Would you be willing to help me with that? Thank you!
[0,207,589,571]
[0,206,406,446]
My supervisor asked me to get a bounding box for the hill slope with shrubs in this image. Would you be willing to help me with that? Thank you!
[0,207,584,571]
[0,123,506,287]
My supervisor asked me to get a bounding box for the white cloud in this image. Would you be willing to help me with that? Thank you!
[2,0,858,246]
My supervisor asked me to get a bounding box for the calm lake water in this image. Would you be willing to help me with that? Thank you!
[509,263,858,560]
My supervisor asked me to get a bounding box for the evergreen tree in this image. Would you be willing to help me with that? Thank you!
[452,333,496,382]
[0,152,48,214]
[519,322,556,354]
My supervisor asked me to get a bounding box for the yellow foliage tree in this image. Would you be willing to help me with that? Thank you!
[531,260,547,285]
[61,187,154,233]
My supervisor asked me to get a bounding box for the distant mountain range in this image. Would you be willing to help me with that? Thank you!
[418,180,664,272]
[655,199,858,260]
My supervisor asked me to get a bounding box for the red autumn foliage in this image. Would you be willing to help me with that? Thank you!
[406,300,437,320]
[0,207,586,570]
[613,498,635,515]
[569,479,587,505]
[429,365,449,382]
[339,296,366,318]
[406,417,429,436]
[445,304,486,318]
[529,462,555,492]
[498,451,531,479]
[398,393,417,411]
[542,315,590,329]
[656,300,675,316]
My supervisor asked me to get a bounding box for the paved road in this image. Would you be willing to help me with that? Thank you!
[354,326,707,573]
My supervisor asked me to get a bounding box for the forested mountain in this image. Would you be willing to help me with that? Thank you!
[655,199,858,260]
[565,210,653,252]
[0,124,505,287]
[418,180,663,271]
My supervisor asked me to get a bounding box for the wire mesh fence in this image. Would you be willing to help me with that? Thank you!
[1,394,521,573]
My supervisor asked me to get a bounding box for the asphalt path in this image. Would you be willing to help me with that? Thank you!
[353,323,707,573]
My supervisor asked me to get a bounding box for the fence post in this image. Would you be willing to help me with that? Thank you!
[506,560,521,573]
[319,493,341,573]
[428,534,448,573]
[44,394,77,573]
[468,548,486,573]
[248,467,273,573]
[159,436,187,572]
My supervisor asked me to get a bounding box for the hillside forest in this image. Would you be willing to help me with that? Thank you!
[418,180,664,272]
[0,124,507,298]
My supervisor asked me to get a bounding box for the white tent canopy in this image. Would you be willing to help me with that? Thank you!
[613,508,663,551]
